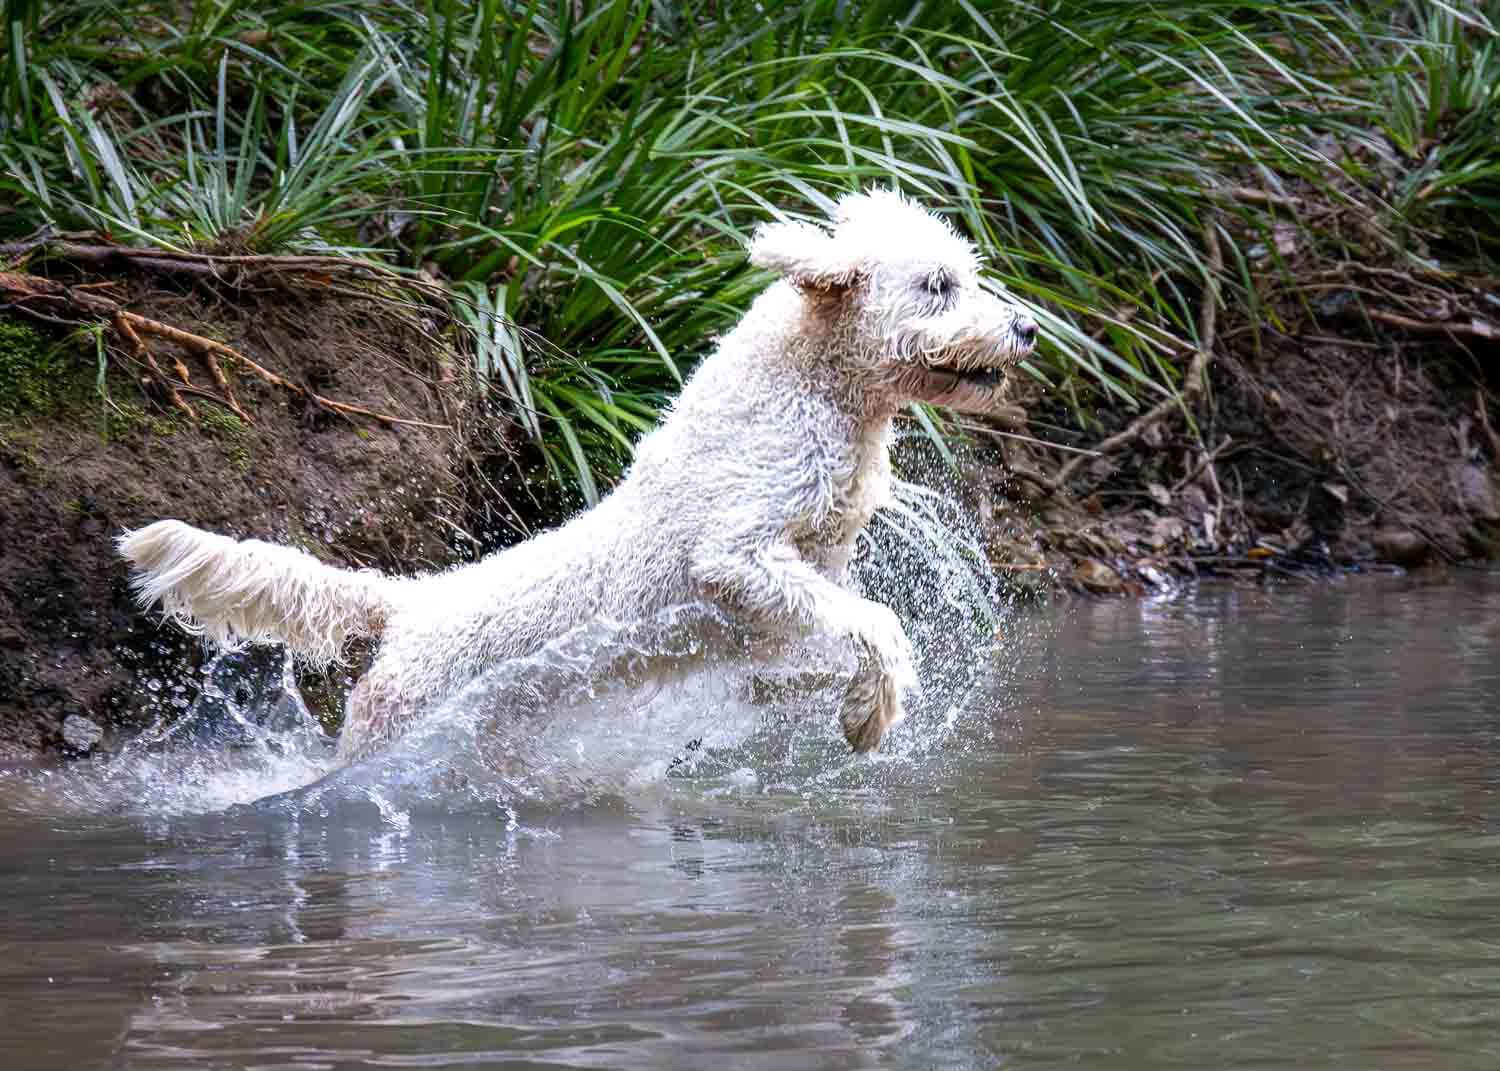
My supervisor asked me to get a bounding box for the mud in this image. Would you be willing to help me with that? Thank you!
[966,322,1500,597]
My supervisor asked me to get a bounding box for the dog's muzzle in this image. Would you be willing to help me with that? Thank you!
[897,308,1037,408]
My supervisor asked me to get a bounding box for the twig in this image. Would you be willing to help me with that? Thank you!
[1202,443,1225,547]
[944,416,1101,457]
[988,429,1101,456]
[309,394,449,429]
[1365,308,1499,340]
[1170,436,1235,494]
[1477,393,1500,465]
[1003,463,1063,495]
[1053,219,1224,488]
[1208,185,1303,209]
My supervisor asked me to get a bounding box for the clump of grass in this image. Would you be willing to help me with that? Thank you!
[1376,1,1500,254]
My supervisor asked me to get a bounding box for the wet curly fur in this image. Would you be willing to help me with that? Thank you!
[119,189,1037,762]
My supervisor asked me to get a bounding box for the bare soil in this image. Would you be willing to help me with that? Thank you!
[966,296,1500,596]
[0,275,479,758]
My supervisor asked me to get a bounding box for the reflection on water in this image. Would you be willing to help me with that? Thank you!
[3,574,1500,1069]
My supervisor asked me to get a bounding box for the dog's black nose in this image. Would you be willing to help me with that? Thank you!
[1015,317,1038,346]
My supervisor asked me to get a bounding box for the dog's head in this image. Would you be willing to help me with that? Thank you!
[749,189,1037,413]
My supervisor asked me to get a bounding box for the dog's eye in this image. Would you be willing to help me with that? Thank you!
[922,272,958,311]
[924,272,956,298]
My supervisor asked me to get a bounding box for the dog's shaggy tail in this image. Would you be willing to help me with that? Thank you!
[118,520,401,665]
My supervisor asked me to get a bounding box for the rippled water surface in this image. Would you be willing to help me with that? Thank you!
[4,575,1500,1069]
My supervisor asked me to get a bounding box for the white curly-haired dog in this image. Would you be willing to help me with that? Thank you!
[119,189,1037,761]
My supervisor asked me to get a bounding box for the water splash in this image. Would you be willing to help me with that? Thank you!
[7,648,338,818]
[277,604,808,821]
[7,452,1021,821]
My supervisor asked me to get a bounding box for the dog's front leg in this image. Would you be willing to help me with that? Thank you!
[692,540,915,752]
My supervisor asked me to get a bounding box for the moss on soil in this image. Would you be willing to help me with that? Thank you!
[103,399,185,440]
[195,403,253,473]
[0,317,98,421]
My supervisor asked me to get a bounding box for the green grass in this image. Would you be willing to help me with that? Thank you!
[1377,1,1500,252]
[3,0,1496,500]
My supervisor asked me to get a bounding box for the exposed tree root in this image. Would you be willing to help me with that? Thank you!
[1363,308,1499,341]
[0,236,445,300]
[0,269,446,430]
[111,309,198,424]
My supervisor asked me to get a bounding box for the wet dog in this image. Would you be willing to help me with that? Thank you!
[120,189,1037,761]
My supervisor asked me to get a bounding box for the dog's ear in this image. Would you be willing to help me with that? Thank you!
[748,220,864,298]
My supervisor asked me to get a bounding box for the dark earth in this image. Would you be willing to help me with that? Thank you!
[0,280,474,757]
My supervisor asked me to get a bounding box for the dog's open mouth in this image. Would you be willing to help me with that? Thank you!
[920,366,1005,390]
[903,364,1006,402]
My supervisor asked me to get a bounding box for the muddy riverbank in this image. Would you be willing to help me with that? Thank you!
[2,252,1496,755]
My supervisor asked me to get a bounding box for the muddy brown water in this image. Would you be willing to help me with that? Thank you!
[3,574,1499,1069]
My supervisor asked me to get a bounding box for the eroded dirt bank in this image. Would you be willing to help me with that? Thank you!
[0,270,482,757]
[971,323,1500,599]
[967,196,1500,598]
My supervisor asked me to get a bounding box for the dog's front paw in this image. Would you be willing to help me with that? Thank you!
[841,603,915,753]
[840,667,904,752]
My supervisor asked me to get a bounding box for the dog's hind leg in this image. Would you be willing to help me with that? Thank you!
[337,670,408,764]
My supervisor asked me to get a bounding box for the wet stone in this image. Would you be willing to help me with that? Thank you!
[61,713,104,754]
[1372,528,1430,567]
[1074,558,1125,594]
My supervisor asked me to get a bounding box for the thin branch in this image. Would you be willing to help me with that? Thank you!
[1477,392,1500,465]
[988,428,1101,457]
[1207,185,1303,208]
[1365,308,1499,341]
[945,416,1102,456]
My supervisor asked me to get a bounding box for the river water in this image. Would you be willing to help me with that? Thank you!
[3,574,1499,1069]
